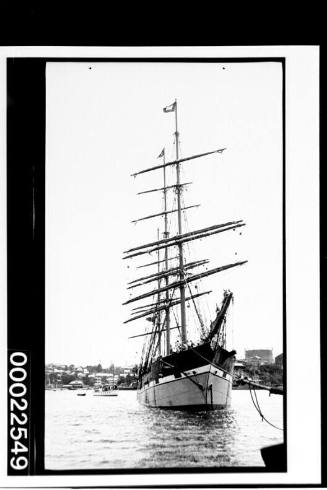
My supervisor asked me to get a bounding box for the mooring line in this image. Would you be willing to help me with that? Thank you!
[249,384,283,431]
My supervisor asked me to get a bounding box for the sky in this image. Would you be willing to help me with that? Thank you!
[45,61,283,367]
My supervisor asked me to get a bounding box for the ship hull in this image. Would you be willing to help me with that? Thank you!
[137,363,233,409]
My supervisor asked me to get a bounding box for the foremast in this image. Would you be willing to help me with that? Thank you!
[173,100,187,344]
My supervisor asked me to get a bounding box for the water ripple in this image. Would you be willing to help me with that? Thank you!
[45,390,283,469]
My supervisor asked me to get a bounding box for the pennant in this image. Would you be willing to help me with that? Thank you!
[163,102,176,113]
[157,148,165,159]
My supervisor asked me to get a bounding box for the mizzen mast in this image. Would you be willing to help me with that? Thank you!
[171,100,187,344]
[156,228,162,356]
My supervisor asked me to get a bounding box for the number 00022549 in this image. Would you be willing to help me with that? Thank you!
[8,352,29,473]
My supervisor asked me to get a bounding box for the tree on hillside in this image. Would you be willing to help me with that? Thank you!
[61,373,76,385]
[48,372,58,384]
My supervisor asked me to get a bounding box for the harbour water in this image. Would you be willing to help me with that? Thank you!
[45,389,283,470]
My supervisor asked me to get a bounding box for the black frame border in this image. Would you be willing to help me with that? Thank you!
[5,55,299,484]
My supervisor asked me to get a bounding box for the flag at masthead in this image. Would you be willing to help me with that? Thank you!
[157,148,165,158]
[163,102,176,113]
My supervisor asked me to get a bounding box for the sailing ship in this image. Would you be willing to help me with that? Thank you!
[123,100,247,409]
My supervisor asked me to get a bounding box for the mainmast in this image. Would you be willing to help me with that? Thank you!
[173,100,187,344]
[162,149,171,355]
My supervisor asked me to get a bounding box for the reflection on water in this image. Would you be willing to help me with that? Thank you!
[45,390,283,469]
[140,408,238,467]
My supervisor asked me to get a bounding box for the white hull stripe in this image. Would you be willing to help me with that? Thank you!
[140,364,232,391]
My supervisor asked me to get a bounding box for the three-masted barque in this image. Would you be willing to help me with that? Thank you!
[123,100,247,409]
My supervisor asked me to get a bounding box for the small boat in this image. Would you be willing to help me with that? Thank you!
[233,376,264,390]
[93,384,118,397]
[77,391,86,396]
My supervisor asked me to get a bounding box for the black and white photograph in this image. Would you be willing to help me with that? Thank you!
[45,60,284,471]
[1,45,321,488]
